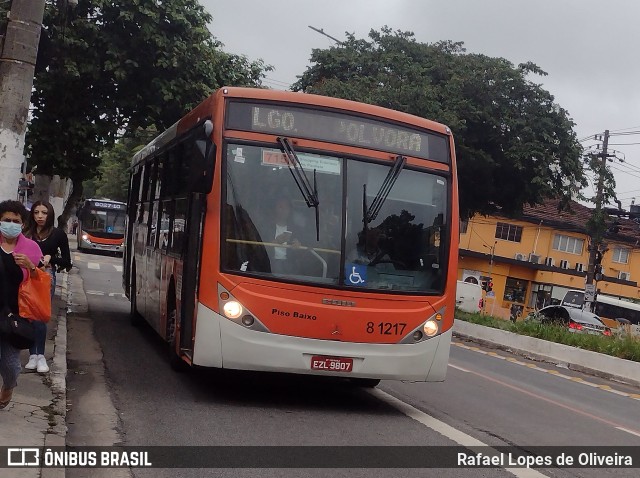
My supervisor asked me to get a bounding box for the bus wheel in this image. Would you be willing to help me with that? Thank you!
[167,296,187,373]
[130,266,143,326]
[350,378,381,388]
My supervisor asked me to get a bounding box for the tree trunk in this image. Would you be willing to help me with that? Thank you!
[0,0,46,201]
[32,173,52,202]
[58,179,83,231]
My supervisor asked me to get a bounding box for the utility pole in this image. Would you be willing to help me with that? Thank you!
[0,0,46,201]
[481,241,497,314]
[308,25,343,45]
[584,129,610,312]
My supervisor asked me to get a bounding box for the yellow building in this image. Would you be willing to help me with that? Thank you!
[459,199,640,319]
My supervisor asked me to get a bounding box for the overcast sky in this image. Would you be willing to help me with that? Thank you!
[205,0,640,209]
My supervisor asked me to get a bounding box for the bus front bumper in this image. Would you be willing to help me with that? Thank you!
[192,303,452,382]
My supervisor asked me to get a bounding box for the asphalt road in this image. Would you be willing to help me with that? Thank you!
[65,250,640,478]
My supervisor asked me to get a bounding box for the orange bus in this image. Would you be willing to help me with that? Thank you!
[123,87,459,386]
[77,198,126,255]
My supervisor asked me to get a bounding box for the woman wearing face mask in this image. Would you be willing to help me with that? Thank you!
[23,201,71,373]
[0,200,42,409]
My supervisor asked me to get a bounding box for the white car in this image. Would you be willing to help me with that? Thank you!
[456,280,483,313]
[526,305,612,336]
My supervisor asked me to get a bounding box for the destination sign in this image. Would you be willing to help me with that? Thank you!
[226,101,449,163]
[91,201,126,211]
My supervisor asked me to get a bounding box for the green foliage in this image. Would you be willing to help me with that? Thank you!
[27,1,269,180]
[25,0,269,225]
[84,129,155,202]
[293,27,586,218]
[455,310,640,362]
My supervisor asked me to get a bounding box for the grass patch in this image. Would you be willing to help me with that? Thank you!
[455,310,640,363]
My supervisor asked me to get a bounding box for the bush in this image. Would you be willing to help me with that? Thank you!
[455,309,640,363]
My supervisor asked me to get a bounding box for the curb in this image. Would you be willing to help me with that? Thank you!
[42,271,68,478]
[453,320,640,388]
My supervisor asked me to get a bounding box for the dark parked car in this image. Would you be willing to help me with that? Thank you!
[526,305,612,336]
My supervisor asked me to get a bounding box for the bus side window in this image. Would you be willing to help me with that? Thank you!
[130,168,142,223]
[170,144,188,196]
[138,164,152,223]
[155,159,163,200]
[146,160,159,247]
[160,200,173,252]
[148,200,159,248]
[170,198,188,255]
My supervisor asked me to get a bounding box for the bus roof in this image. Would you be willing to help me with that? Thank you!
[219,87,452,136]
[132,87,454,168]
[84,198,126,204]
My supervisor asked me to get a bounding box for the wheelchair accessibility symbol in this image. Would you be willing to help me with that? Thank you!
[346,263,366,286]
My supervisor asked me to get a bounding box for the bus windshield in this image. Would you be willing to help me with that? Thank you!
[222,143,447,293]
[80,208,126,238]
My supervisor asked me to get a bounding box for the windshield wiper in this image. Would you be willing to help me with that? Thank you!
[364,155,406,225]
[277,137,320,240]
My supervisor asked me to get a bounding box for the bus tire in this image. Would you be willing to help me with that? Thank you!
[350,378,381,388]
[130,264,143,326]
[167,292,187,373]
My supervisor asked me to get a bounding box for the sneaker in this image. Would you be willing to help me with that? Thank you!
[25,354,38,370]
[36,355,49,374]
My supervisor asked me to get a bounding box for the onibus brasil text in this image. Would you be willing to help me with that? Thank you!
[39,450,151,467]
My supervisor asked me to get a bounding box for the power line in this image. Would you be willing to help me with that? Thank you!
[609,165,640,182]
[615,187,640,196]
[610,131,640,137]
[264,76,292,87]
[609,125,640,133]
[617,162,640,176]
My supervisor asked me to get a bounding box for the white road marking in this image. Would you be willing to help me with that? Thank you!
[108,292,126,298]
[86,290,105,296]
[616,427,640,438]
[369,389,549,478]
[113,265,123,272]
[88,262,100,270]
[448,364,471,373]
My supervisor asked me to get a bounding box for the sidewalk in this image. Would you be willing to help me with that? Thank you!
[1,269,68,478]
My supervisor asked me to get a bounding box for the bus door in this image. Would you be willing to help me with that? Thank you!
[177,193,206,354]
[172,123,214,356]
[144,159,163,331]
[145,198,162,331]
[124,168,142,296]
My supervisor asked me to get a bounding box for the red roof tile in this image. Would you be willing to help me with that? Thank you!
[500,199,640,246]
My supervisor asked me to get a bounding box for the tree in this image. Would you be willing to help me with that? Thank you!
[83,129,156,203]
[26,0,269,227]
[293,28,586,218]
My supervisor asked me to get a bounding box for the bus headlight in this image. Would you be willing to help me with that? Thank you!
[223,301,243,319]
[82,234,91,244]
[423,320,439,337]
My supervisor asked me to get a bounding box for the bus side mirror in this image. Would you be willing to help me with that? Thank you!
[190,120,215,194]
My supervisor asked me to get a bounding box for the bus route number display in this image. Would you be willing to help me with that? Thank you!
[92,202,126,210]
[226,101,449,163]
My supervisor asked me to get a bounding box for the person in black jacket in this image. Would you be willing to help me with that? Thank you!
[23,201,72,374]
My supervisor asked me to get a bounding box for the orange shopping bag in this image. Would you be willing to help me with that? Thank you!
[18,268,52,322]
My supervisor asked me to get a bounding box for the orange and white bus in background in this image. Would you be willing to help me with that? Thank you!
[123,87,459,386]
[77,198,126,255]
